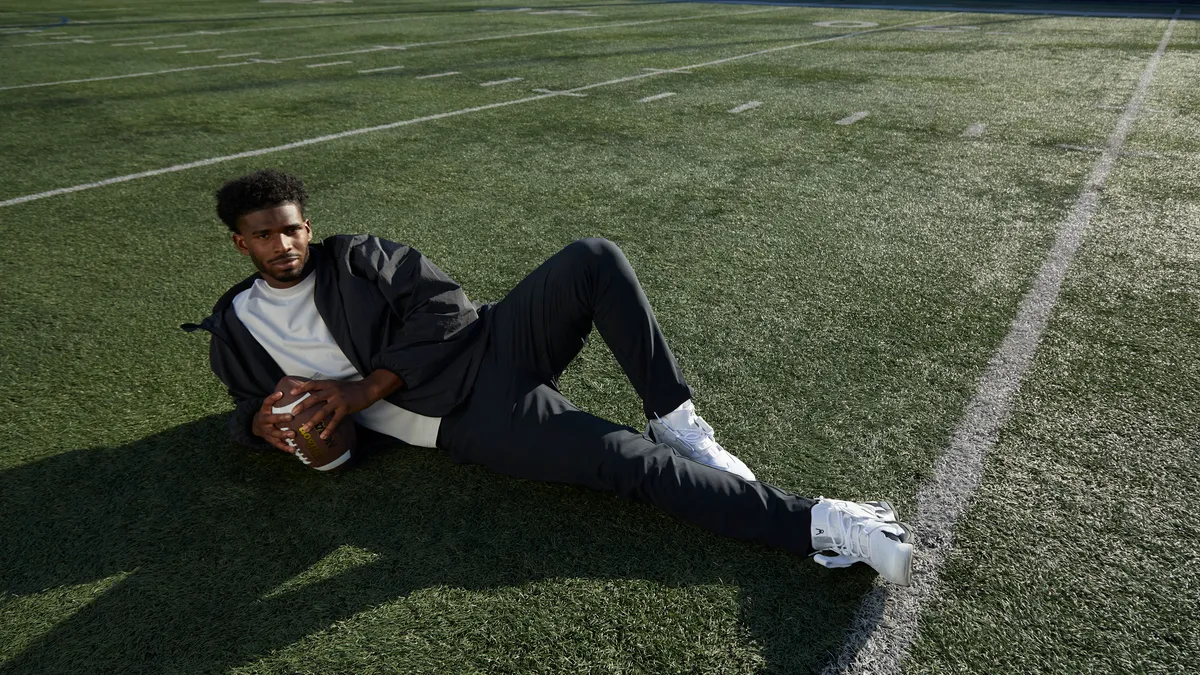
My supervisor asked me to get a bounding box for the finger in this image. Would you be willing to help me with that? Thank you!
[289,389,326,416]
[260,390,284,412]
[290,379,324,396]
[321,409,347,440]
[265,433,294,454]
[301,403,336,434]
[260,412,295,427]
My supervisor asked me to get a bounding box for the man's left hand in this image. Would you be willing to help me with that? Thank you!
[288,370,403,440]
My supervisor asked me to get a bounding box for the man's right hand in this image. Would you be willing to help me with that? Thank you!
[252,391,296,453]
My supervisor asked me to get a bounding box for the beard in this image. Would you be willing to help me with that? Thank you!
[252,248,308,284]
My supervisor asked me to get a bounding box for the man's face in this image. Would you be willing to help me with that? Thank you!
[232,203,313,288]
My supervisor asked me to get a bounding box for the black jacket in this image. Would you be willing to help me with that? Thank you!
[183,234,490,448]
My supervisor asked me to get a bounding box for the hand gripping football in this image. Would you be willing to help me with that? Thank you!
[270,376,357,471]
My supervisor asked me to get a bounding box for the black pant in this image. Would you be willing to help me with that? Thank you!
[436,239,814,557]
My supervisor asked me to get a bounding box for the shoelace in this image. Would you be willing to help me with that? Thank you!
[827,508,882,560]
[654,413,717,456]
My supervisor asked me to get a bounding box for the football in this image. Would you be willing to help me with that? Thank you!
[270,375,357,471]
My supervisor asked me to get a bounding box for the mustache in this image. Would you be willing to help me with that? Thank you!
[269,253,301,263]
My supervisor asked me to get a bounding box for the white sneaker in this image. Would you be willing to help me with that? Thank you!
[646,400,757,481]
[810,497,914,586]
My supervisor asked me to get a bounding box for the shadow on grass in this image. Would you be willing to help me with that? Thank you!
[0,415,878,674]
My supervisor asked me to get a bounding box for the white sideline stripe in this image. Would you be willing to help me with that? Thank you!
[358,65,405,73]
[480,77,522,87]
[0,7,782,92]
[144,44,187,50]
[6,5,781,50]
[728,100,762,113]
[0,12,957,208]
[51,35,91,39]
[416,71,458,79]
[306,61,352,68]
[533,88,586,97]
[179,48,221,54]
[4,13,448,46]
[361,7,784,52]
[823,14,1179,675]
[836,111,869,125]
[963,122,986,137]
[112,41,154,46]
[0,61,254,91]
[638,92,676,102]
[643,67,693,74]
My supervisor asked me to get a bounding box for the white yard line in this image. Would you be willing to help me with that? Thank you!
[963,122,986,137]
[415,71,459,79]
[638,92,676,103]
[0,12,957,208]
[533,88,586,97]
[5,5,781,50]
[179,48,221,54]
[358,65,405,74]
[144,44,187,50]
[306,61,352,68]
[0,61,255,92]
[112,41,154,47]
[728,100,762,113]
[822,13,1179,675]
[480,77,523,87]
[0,7,785,92]
[836,111,870,125]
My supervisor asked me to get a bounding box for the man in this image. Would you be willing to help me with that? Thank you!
[185,169,915,585]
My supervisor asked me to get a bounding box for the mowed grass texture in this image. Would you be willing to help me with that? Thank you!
[0,1,1195,672]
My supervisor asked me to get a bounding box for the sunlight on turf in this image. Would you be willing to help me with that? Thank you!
[261,545,381,600]
[0,570,132,667]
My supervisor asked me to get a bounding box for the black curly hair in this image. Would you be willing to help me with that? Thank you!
[215,169,308,232]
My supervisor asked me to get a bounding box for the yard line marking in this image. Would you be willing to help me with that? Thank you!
[7,5,781,50]
[144,44,187,50]
[179,48,221,54]
[836,111,870,125]
[278,46,392,62]
[823,13,1180,675]
[533,88,586,97]
[112,41,154,46]
[481,77,523,87]
[643,67,693,74]
[0,7,785,91]
[728,100,762,113]
[963,122,986,137]
[416,71,458,79]
[1055,143,1161,158]
[3,15,439,47]
[50,35,91,39]
[358,65,405,73]
[0,61,255,92]
[370,7,784,51]
[0,12,957,207]
[306,61,352,68]
[638,92,676,103]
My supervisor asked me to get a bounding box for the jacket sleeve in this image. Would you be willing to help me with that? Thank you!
[344,236,480,389]
[210,334,273,451]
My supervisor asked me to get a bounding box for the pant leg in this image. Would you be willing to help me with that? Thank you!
[487,238,692,419]
[438,358,814,557]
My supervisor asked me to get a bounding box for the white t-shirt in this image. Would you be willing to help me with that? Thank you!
[232,272,441,448]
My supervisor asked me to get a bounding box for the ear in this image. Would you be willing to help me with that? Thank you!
[231,231,250,256]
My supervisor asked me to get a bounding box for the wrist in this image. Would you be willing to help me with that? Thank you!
[362,369,404,402]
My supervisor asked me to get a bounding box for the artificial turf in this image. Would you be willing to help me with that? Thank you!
[0,1,1196,672]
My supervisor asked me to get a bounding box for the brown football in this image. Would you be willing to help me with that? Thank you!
[270,376,357,471]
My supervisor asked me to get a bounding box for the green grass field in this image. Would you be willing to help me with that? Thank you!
[1,1,1197,672]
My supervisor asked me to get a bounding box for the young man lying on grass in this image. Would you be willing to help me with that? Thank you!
[185,169,915,586]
